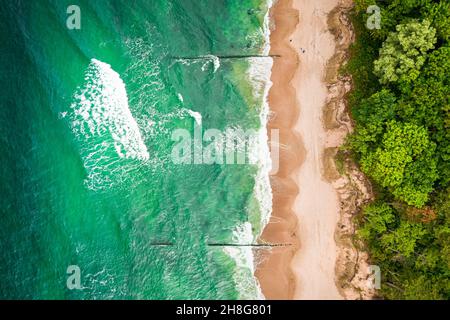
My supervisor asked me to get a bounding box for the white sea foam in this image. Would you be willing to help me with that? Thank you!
[256,0,274,235]
[176,55,220,73]
[246,55,274,234]
[67,58,149,190]
[201,55,220,73]
[224,223,264,300]
[70,58,149,161]
[186,109,202,126]
[236,56,273,301]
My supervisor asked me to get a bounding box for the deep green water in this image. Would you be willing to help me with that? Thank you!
[0,0,273,299]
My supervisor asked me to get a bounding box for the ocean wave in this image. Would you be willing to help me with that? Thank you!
[68,58,149,190]
[70,59,149,161]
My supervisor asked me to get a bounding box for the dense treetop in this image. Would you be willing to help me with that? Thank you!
[347,0,449,299]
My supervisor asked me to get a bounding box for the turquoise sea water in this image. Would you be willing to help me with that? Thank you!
[0,0,273,299]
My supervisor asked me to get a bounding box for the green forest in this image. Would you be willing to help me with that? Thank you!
[345,0,449,299]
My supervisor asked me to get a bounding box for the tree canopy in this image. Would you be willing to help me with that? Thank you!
[360,121,437,207]
[373,20,436,85]
[349,0,450,299]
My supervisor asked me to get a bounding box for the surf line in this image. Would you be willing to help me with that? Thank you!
[146,242,292,247]
[171,54,281,60]
[208,243,292,247]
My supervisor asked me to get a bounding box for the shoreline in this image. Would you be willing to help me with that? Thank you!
[256,0,372,300]
[255,0,301,300]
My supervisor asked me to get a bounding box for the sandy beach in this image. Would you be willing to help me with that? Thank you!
[256,0,356,300]
[290,0,343,300]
